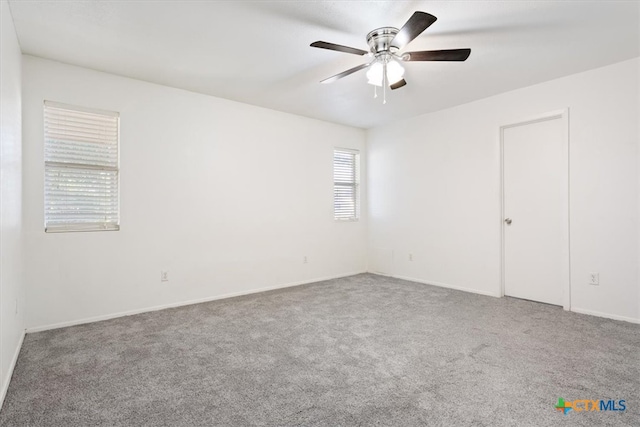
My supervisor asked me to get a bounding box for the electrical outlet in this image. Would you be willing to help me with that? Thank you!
[588,272,599,286]
[161,271,169,282]
[303,256,308,264]
[409,253,413,261]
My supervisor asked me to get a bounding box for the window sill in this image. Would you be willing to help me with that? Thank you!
[45,224,120,233]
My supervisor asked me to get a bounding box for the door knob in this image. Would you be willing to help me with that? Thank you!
[504,218,512,225]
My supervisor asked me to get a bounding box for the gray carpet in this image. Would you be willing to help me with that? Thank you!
[1,273,638,426]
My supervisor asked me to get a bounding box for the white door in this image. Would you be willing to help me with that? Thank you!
[502,114,569,307]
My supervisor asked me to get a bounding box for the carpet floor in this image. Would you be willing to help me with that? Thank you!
[0,273,638,426]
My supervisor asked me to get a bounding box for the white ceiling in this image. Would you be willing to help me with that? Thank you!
[7,1,640,129]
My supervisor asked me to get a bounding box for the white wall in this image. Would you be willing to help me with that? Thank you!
[0,0,25,408]
[368,58,640,323]
[16,46,640,334]
[22,56,367,331]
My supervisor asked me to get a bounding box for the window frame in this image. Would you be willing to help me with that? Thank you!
[333,147,360,222]
[44,101,121,233]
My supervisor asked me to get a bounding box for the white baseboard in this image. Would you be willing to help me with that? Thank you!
[0,329,25,411]
[571,307,640,324]
[371,272,502,298]
[26,271,367,333]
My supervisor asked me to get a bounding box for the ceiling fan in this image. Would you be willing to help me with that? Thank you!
[311,11,471,102]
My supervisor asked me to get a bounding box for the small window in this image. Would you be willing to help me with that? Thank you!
[44,101,120,232]
[333,148,360,221]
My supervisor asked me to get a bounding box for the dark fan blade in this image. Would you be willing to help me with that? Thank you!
[390,79,407,90]
[404,49,471,61]
[310,41,368,56]
[390,11,437,49]
[320,63,370,84]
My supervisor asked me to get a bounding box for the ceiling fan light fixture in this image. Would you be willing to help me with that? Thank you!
[386,59,405,84]
[366,62,383,86]
[366,58,404,87]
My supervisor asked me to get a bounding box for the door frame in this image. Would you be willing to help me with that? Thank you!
[499,109,571,310]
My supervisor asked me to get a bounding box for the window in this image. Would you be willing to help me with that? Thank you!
[333,148,360,220]
[44,101,120,232]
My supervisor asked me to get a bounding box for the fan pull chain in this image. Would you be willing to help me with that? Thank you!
[383,63,387,104]
[374,85,377,99]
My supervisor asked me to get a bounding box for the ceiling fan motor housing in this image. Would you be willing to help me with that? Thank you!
[366,27,400,55]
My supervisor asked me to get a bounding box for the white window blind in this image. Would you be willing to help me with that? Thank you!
[44,101,120,232]
[334,148,360,220]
